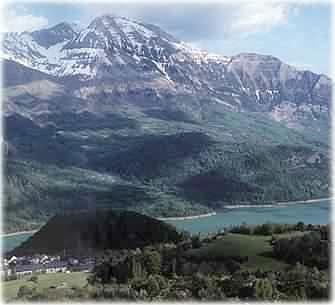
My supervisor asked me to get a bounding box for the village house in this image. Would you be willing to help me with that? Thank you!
[5,260,68,278]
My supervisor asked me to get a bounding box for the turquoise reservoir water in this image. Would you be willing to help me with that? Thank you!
[2,232,34,254]
[166,200,331,235]
[2,200,331,253]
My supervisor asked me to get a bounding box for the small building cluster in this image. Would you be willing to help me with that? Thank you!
[1,255,95,280]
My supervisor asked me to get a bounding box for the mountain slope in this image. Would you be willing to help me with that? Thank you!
[2,14,331,232]
[2,60,56,87]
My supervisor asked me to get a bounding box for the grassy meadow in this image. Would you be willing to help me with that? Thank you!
[2,271,89,301]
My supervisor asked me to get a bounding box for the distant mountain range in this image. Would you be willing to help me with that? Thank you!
[2,15,331,233]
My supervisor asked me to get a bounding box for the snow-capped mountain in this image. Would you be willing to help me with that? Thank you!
[3,15,228,80]
[2,14,331,127]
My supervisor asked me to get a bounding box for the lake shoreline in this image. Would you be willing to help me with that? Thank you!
[157,212,217,221]
[2,229,38,238]
[159,197,331,220]
[223,197,332,209]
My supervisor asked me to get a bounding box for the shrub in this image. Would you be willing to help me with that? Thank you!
[225,259,241,274]
[191,235,202,248]
[143,249,162,275]
[28,275,38,283]
[17,285,34,299]
[146,276,160,297]
[255,278,274,300]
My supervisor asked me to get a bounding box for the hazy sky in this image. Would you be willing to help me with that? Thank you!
[4,1,332,75]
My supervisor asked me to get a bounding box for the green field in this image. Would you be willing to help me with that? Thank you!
[2,271,89,301]
[185,232,307,272]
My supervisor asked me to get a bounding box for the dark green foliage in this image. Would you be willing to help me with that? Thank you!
[146,275,167,297]
[144,108,198,124]
[179,169,263,204]
[4,159,210,233]
[191,272,225,300]
[230,223,302,236]
[40,111,138,132]
[191,235,202,249]
[142,248,162,275]
[277,263,329,300]
[102,132,214,179]
[93,262,113,284]
[272,230,329,269]
[178,144,329,206]
[230,223,253,235]
[130,274,168,298]
[4,103,330,232]
[225,259,241,274]
[254,278,274,300]
[253,224,275,235]
[146,277,160,297]
[11,210,183,256]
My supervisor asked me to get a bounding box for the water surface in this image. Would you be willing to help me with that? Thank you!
[3,233,34,254]
[2,200,330,253]
[166,200,331,235]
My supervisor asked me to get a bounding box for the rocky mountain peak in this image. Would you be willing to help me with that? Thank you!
[63,14,179,52]
[31,22,78,48]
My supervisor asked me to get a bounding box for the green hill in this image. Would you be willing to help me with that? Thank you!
[11,210,183,256]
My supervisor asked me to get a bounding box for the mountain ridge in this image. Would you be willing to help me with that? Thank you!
[3,15,330,129]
